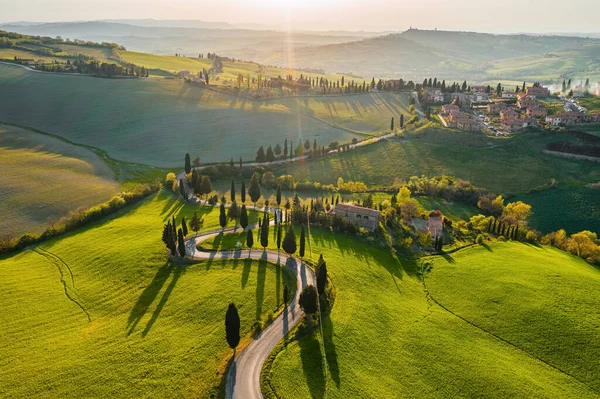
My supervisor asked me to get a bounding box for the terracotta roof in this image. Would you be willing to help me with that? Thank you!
[335,203,381,217]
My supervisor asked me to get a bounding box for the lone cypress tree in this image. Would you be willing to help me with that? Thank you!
[316,255,327,295]
[219,203,227,229]
[246,228,254,249]
[190,212,201,233]
[240,205,249,229]
[400,114,404,129]
[248,173,261,207]
[390,117,394,131]
[230,179,236,202]
[179,179,187,201]
[260,217,269,249]
[277,224,282,251]
[276,185,282,206]
[181,216,188,236]
[299,224,306,258]
[225,303,241,355]
[282,224,296,255]
[184,153,191,174]
[177,228,186,257]
[241,180,246,203]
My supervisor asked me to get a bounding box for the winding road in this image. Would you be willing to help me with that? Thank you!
[184,219,316,399]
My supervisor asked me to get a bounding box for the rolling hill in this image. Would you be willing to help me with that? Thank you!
[261,29,600,83]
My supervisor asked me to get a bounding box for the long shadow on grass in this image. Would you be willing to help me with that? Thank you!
[300,333,326,399]
[127,261,171,335]
[126,261,184,336]
[142,265,184,337]
[323,317,340,388]
[255,254,268,321]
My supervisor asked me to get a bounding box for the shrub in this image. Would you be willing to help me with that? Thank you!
[476,234,484,244]
[525,231,538,243]
[165,172,176,186]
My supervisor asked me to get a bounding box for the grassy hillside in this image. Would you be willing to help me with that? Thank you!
[426,242,600,391]
[0,191,291,398]
[0,63,408,166]
[0,123,120,237]
[514,187,600,234]
[265,232,599,398]
[274,128,600,194]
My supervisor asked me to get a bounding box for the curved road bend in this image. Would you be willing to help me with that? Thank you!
[185,224,316,399]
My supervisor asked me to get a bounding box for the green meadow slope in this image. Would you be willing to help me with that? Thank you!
[0,63,409,166]
[0,123,120,237]
[0,191,293,398]
[274,128,600,194]
[266,235,600,398]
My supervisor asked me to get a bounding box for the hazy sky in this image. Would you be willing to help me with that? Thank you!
[1,0,599,33]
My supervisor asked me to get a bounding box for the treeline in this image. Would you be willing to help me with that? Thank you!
[0,183,159,255]
[254,138,355,163]
[0,30,124,51]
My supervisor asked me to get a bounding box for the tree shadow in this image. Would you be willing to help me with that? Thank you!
[299,334,326,399]
[481,243,493,252]
[256,257,267,321]
[323,317,340,388]
[241,258,252,288]
[141,265,184,337]
[441,252,456,264]
[211,233,224,250]
[126,261,171,336]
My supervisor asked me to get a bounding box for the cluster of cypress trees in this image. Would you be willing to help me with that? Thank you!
[432,235,444,251]
[487,217,520,240]
[162,216,189,257]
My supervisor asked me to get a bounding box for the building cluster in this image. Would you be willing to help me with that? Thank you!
[545,112,600,126]
[424,87,490,104]
[439,103,480,131]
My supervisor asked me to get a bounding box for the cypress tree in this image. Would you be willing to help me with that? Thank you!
[299,224,306,258]
[246,229,254,249]
[277,224,282,251]
[400,114,404,129]
[282,224,297,255]
[230,179,236,202]
[260,217,269,249]
[177,228,186,257]
[240,205,249,229]
[390,117,394,131]
[182,216,188,236]
[220,203,227,229]
[184,153,191,174]
[283,139,288,156]
[248,173,261,207]
[241,180,246,203]
[276,185,282,206]
[179,179,187,201]
[225,303,241,354]
[316,255,327,295]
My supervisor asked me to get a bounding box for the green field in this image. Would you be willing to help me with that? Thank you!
[514,187,600,234]
[0,191,293,398]
[426,242,600,392]
[274,129,600,194]
[264,232,599,398]
[0,123,120,237]
[0,63,408,166]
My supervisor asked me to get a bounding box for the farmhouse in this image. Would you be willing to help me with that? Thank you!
[448,111,480,131]
[332,203,380,231]
[440,103,460,115]
[545,111,596,126]
[526,86,549,97]
[526,106,547,118]
[469,92,490,103]
[502,117,538,133]
[500,108,519,122]
[517,95,540,109]
[502,91,517,99]
[471,85,487,93]
[488,102,508,115]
